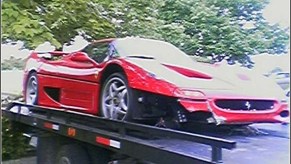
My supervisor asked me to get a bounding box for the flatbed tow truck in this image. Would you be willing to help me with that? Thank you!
[2,102,236,164]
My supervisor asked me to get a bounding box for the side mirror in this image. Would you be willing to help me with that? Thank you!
[70,52,91,62]
[70,52,98,67]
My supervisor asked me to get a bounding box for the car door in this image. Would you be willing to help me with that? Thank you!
[57,52,101,113]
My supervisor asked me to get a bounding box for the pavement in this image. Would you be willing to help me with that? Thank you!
[223,123,290,164]
[1,70,24,95]
[3,157,36,164]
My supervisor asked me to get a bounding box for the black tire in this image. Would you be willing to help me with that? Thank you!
[86,145,111,164]
[37,134,59,164]
[56,144,89,164]
[100,72,135,121]
[25,72,38,105]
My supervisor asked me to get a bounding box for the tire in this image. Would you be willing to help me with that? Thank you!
[56,144,89,164]
[100,72,135,121]
[86,145,111,164]
[25,72,38,105]
[37,134,59,164]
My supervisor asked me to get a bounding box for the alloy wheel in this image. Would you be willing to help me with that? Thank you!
[26,75,38,105]
[102,77,129,120]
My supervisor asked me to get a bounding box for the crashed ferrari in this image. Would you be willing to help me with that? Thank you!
[23,37,289,126]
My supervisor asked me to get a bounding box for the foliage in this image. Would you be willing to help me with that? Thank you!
[1,56,26,70]
[2,117,29,160]
[2,0,115,48]
[158,0,289,66]
[191,56,213,63]
[1,0,289,65]
[101,0,164,39]
[1,1,61,48]
[208,0,290,54]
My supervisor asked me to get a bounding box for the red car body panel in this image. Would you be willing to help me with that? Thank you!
[120,60,178,96]
[23,37,289,124]
[38,74,99,113]
[23,52,178,115]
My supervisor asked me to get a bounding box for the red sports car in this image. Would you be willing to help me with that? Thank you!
[23,37,289,126]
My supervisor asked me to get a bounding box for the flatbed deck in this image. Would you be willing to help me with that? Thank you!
[2,102,236,164]
[2,102,289,164]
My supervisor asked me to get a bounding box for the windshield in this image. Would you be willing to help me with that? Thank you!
[113,38,196,66]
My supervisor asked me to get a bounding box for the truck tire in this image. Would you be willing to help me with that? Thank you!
[37,134,59,164]
[86,145,111,164]
[56,144,89,164]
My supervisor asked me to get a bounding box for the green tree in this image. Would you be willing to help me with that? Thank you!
[158,0,289,65]
[2,0,163,48]
[207,0,290,57]
[2,0,115,49]
[2,0,289,65]
[2,1,61,48]
[100,0,163,38]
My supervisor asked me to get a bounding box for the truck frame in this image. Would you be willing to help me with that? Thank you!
[2,102,236,164]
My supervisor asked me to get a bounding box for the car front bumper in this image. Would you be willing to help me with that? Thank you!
[179,98,289,125]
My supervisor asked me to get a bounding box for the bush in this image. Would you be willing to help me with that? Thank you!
[2,94,28,161]
[1,56,26,70]
[2,117,29,160]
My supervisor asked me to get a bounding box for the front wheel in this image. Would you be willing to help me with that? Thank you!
[100,73,134,121]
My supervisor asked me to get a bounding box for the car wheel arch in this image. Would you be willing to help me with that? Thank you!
[100,63,127,85]
[27,69,37,76]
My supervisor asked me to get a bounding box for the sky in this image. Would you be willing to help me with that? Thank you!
[263,0,290,28]
[1,0,290,73]
[252,0,290,73]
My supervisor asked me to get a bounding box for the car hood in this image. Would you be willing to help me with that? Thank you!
[124,57,286,100]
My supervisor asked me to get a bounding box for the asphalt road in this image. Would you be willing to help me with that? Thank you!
[3,157,36,164]
[224,123,290,164]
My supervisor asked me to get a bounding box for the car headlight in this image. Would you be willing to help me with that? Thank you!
[174,89,206,99]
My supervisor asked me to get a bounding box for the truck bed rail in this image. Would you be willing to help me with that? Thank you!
[2,102,236,163]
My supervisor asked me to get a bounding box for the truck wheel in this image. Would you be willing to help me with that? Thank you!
[86,145,111,164]
[56,144,89,164]
[37,134,59,164]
